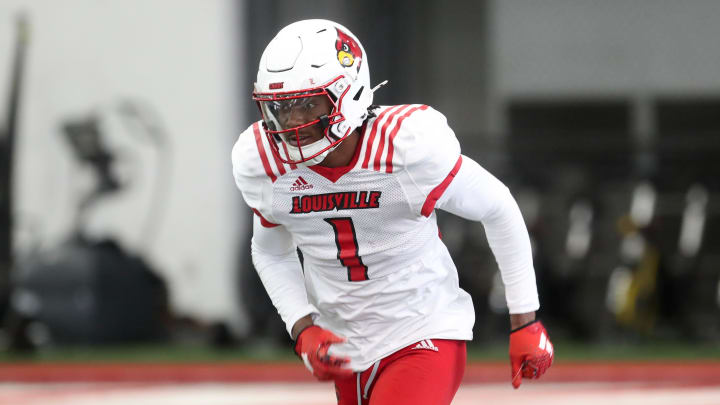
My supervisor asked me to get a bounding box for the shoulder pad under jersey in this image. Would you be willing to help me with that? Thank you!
[232,121,291,224]
[364,105,462,215]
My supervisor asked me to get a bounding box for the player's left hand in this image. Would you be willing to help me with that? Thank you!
[509,320,554,389]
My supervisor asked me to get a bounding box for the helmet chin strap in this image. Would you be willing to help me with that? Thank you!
[284,136,336,166]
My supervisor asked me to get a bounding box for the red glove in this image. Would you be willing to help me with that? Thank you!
[294,325,353,381]
[509,320,554,389]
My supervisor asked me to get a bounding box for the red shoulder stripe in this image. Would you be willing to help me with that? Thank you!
[253,123,277,183]
[385,105,428,173]
[362,105,404,169]
[281,142,298,170]
[252,208,280,228]
[421,155,463,217]
[271,145,286,176]
[374,105,412,171]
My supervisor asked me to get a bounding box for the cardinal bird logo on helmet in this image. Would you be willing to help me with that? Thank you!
[335,28,362,73]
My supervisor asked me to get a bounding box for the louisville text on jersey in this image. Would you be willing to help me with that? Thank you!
[290,191,381,214]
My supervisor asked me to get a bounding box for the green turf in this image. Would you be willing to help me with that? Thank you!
[1,340,719,364]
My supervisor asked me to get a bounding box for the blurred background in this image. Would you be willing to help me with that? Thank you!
[1,0,719,361]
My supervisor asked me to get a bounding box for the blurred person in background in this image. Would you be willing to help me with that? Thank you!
[231,19,553,404]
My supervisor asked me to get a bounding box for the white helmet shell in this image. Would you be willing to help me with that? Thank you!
[254,19,373,165]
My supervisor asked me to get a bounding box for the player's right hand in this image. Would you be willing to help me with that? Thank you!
[294,325,353,381]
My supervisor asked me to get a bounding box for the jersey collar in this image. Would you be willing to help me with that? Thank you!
[308,123,366,183]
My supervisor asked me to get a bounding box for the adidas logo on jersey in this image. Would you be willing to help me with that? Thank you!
[290,176,313,191]
[412,339,439,352]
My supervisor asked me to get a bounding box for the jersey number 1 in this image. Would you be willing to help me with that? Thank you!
[324,217,369,282]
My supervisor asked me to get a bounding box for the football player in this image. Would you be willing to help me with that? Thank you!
[232,19,553,405]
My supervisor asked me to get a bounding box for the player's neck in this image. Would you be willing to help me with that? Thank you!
[318,130,360,168]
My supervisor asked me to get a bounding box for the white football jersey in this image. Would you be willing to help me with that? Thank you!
[233,105,475,370]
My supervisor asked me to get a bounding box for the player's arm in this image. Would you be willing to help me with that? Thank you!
[251,217,351,381]
[436,156,539,312]
[251,215,317,336]
[435,155,553,388]
[510,312,536,329]
[291,314,314,340]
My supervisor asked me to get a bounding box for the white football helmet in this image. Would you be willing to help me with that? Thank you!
[253,19,375,166]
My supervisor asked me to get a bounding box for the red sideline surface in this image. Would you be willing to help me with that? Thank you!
[2,362,720,384]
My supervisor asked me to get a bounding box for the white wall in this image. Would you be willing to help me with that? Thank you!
[0,0,247,330]
[491,0,720,95]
